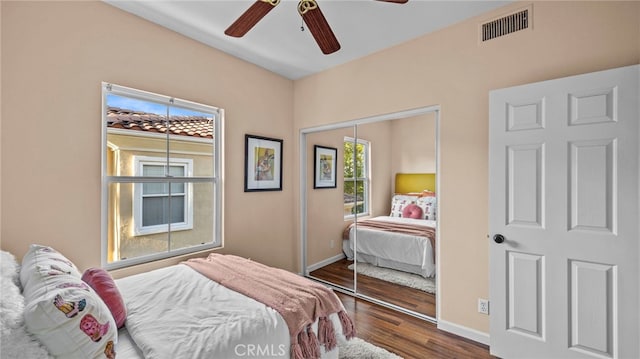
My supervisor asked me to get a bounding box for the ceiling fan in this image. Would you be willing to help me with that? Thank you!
[224,0,408,55]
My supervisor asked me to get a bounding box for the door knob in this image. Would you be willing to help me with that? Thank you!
[493,234,505,244]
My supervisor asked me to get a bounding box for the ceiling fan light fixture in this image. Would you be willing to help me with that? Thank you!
[298,0,341,55]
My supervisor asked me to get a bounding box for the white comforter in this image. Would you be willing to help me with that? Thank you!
[343,216,436,278]
[115,264,341,359]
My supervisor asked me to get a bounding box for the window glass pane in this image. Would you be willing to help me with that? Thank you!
[169,182,214,251]
[355,180,366,214]
[107,181,212,264]
[142,196,167,226]
[169,166,186,194]
[108,183,169,261]
[170,182,185,194]
[105,95,169,177]
[143,183,167,195]
[343,137,368,216]
[168,165,184,177]
[143,165,165,177]
[168,106,214,178]
[170,195,185,223]
[355,143,366,178]
[343,139,356,213]
[141,193,186,227]
[343,141,355,179]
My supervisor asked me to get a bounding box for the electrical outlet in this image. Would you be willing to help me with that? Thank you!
[330,239,335,249]
[478,298,489,315]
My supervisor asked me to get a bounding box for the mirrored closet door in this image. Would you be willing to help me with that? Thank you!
[302,106,439,321]
[305,126,356,293]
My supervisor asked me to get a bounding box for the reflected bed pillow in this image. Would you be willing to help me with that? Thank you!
[389,195,419,217]
[416,196,437,220]
[402,203,424,219]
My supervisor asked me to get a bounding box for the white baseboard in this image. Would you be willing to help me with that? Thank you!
[437,319,490,346]
[307,253,346,272]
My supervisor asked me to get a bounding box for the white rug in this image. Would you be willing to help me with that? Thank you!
[348,262,435,294]
[339,337,402,359]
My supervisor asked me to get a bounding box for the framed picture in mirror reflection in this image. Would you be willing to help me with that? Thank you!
[314,145,337,189]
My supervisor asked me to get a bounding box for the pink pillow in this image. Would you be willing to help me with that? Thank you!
[402,203,423,219]
[81,268,127,328]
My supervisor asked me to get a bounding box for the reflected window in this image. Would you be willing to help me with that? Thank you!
[102,83,222,269]
[344,137,370,218]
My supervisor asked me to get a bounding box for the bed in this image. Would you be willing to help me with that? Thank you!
[342,173,437,278]
[1,245,354,359]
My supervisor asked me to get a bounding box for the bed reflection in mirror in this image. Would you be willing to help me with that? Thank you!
[303,108,438,321]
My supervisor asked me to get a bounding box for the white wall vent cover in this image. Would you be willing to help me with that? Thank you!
[481,6,531,42]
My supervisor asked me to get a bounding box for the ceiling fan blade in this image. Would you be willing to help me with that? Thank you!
[376,0,409,3]
[225,0,280,37]
[298,0,341,55]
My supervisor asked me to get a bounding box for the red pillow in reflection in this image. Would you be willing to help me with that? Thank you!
[81,268,127,328]
[401,203,423,219]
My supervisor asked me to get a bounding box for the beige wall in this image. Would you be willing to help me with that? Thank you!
[1,1,295,276]
[390,112,436,178]
[1,0,638,340]
[294,1,639,334]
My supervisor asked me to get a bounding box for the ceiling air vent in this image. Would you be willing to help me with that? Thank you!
[481,8,529,42]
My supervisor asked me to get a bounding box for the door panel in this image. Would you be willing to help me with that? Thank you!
[507,251,544,339]
[489,65,638,358]
[569,260,616,357]
[507,144,544,227]
[568,139,616,233]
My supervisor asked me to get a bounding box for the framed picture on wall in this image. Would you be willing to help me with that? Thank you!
[314,145,337,189]
[244,134,283,192]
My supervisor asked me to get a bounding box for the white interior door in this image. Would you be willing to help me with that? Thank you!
[489,65,639,358]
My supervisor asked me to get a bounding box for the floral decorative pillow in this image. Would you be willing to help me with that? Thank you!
[416,196,437,220]
[389,195,419,217]
[20,245,117,359]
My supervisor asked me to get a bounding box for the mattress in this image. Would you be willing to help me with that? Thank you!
[114,264,341,359]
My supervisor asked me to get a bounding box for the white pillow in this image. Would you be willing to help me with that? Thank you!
[20,245,117,359]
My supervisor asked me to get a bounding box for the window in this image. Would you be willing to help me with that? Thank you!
[133,156,193,235]
[102,83,222,269]
[344,137,370,218]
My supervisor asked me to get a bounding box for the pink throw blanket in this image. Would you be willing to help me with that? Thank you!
[185,254,355,359]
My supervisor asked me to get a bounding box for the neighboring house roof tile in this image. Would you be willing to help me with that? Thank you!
[107,107,213,139]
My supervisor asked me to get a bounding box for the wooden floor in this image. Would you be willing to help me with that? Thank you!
[336,292,496,359]
[310,258,436,317]
[311,259,494,358]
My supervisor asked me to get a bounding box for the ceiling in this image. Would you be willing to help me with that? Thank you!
[105,0,510,80]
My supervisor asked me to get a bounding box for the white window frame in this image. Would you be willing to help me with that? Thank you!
[344,136,370,219]
[132,156,194,236]
[101,82,223,270]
